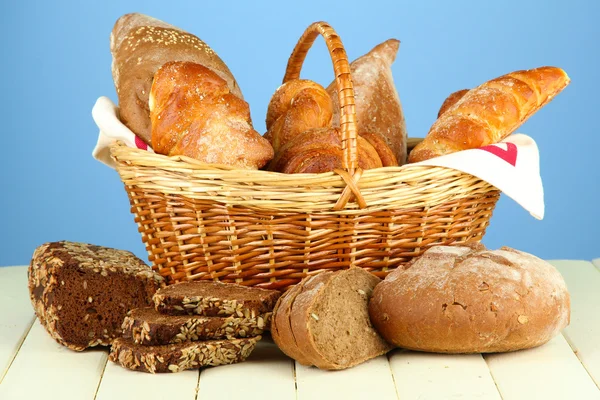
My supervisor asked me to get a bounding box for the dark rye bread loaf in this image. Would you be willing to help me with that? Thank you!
[110,336,260,373]
[369,244,570,353]
[122,307,268,345]
[153,281,281,318]
[271,268,392,370]
[28,241,164,351]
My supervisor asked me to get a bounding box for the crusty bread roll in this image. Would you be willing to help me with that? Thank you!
[267,127,382,173]
[408,66,570,163]
[271,268,392,370]
[110,13,243,144]
[265,79,388,173]
[369,243,570,354]
[327,39,406,165]
[149,61,273,169]
[264,79,333,153]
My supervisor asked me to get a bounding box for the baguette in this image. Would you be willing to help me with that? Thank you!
[408,66,570,162]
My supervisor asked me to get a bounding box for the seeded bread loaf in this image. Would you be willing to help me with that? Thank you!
[28,241,164,351]
[369,244,571,353]
[111,13,243,144]
[271,268,392,370]
[153,281,281,318]
[110,336,260,373]
[122,307,268,345]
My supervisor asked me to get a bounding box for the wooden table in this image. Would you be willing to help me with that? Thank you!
[1,260,599,400]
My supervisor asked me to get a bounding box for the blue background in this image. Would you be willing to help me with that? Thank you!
[1,0,598,266]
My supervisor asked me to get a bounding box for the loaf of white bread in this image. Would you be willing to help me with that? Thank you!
[409,66,570,162]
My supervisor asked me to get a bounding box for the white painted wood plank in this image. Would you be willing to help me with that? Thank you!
[198,338,296,400]
[551,260,600,388]
[97,361,199,400]
[0,266,36,382]
[295,354,398,400]
[485,334,600,399]
[389,349,501,400]
[0,319,108,400]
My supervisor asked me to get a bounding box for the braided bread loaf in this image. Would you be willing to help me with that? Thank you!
[408,66,570,163]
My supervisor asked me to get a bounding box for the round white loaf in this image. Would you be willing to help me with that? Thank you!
[369,244,570,353]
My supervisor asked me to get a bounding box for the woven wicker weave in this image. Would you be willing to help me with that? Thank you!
[111,22,500,290]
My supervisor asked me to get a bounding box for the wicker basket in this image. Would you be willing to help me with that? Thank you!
[111,22,500,290]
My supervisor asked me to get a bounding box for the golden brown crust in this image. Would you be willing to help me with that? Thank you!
[327,39,406,165]
[110,13,243,144]
[149,61,273,169]
[409,66,570,163]
[369,245,571,353]
[438,89,469,118]
[268,127,382,174]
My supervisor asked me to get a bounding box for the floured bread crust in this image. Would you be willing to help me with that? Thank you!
[369,243,570,353]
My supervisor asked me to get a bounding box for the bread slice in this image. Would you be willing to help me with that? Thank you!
[110,336,260,373]
[272,268,392,370]
[270,279,314,365]
[153,281,281,318]
[28,241,164,351]
[122,307,268,345]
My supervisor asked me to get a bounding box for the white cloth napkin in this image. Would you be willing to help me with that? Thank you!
[91,96,544,219]
[409,134,544,220]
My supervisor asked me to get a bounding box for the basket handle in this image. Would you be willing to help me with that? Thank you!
[283,21,358,175]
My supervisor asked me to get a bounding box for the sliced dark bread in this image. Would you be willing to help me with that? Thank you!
[272,268,392,370]
[153,281,281,318]
[122,307,268,345]
[110,336,260,373]
[28,241,164,351]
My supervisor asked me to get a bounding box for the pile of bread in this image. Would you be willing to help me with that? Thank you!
[28,240,570,373]
[110,13,570,172]
[29,241,283,373]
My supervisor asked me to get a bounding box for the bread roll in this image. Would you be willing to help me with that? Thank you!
[267,127,383,173]
[111,13,243,144]
[327,39,406,165]
[150,61,273,169]
[408,66,570,163]
[271,268,392,370]
[369,243,570,353]
[264,80,333,153]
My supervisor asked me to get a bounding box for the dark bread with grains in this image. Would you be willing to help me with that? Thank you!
[271,268,392,370]
[153,280,281,318]
[28,241,164,351]
[122,306,268,345]
[110,336,260,373]
[369,243,571,353]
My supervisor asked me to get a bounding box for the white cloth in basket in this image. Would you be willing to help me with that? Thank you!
[91,96,544,220]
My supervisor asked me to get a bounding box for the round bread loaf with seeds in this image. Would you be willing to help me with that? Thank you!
[110,336,261,373]
[369,244,571,353]
[28,241,164,351]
